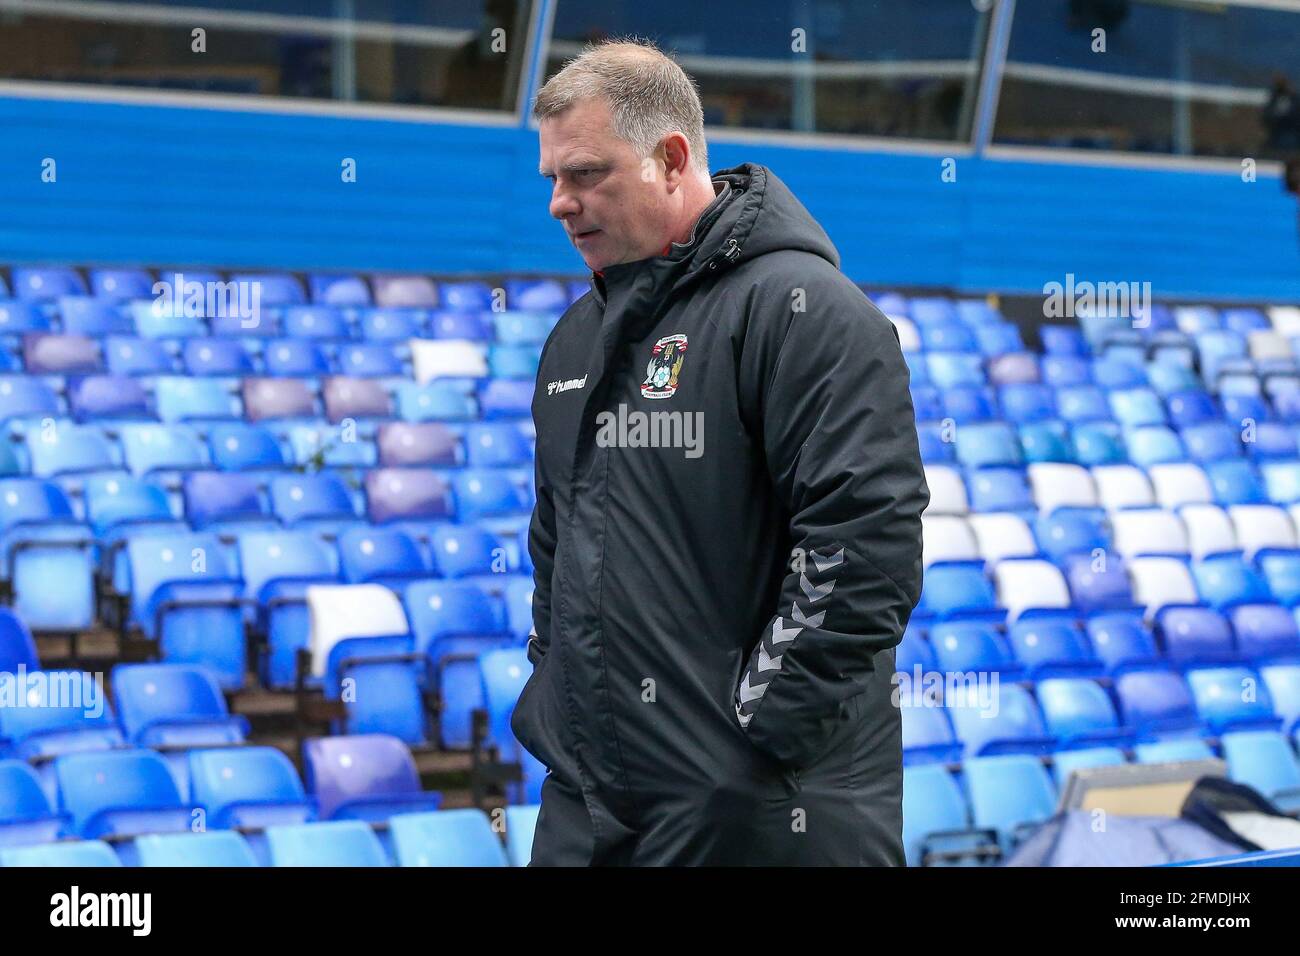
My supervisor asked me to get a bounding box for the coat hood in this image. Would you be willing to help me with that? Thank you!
[592,163,840,306]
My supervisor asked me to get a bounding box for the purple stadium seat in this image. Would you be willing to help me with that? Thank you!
[322,377,392,423]
[375,422,461,467]
[372,275,438,309]
[303,735,443,821]
[22,334,101,374]
[364,468,453,524]
[241,377,316,422]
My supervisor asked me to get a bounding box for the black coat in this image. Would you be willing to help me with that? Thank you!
[512,163,928,864]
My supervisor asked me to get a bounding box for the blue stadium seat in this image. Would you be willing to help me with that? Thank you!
[1229,603,1300,663]
[947,682,1052,758]
[477,380,533,419]
[1018,422,1074,463]
[902,763,998,866]
[268,473,359,532]
[1036,678,1129,748]
[230,272,305,307]
[1258,550,1300,606]
[480,648,546,803]
[263,338,331,376]
[68,375,152,422]
[262,816,384,868]
[1071,422,1127,465]
[54,749,193,842]
[282,305,350,340]
[1115,669,1203,738]
[24,422,119,479]
[0,478,95,631]
[1055,386,1110,424]
[112,664,248,748]
[0,376,59,422]
[360,308,422,342]
[493,312,553,347]
[182,471,274,531]
[406,580,511,748]
[104,336,175,376]
[505,804,539,866]
[1220,731,1300,812]
[1042,355,1091,387]
[1190,554,1273,610]
[955,422,1022,468]
[1182,423,1244,463]
[207,423,288,472]
[60,297,133,337]
[1091,358,1147,390]
[124,532,247,688]
[389,809,508,867]
[182,339,253,377]
[1206,460,1267,505]
[129,301,207,340]
[901,704,962,766]
[188,747,314,830]
[1124,426,1185,467]
[337,344,402,378]
[962,755,1056,850]
[0,301,52,337]
[396,381,477,422]
[12,267,86,301]
[426,525,504,579]
[0,840,121,867]
[1165,390,1218,427]
[1134,738,1215,764]
[1109,388,1167,427]
[118,423,206,476]
[337,527,427,587]
[285,423,376,470]
[154,377,241,422]
[325,632,427,745]
[1156,605,1238,666]
[1006,619,1103,678]
[135,830,258,867]
[998,383,1055,424]
[0,759,69,847]
[1051,747,1127,788]
[310,274,371,307]
[917,568,1002,623]
[303,735,442,821]
[1187,666,1279,734]
[922,323,977,352]
[0,609,38,673]
[438,281,493,312]
[451,470,529,523]
[427,311,492,340]
[505,278,567,313]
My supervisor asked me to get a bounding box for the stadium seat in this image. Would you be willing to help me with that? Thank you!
[183,339,253,377]
[242,377,317,422]
[207,423,288,471]
[901,704,962,766]
[1115,669,1202,738]
[1220,731,1300,812]
[1186,667,1279,734]
[135,830,258,867]
[188,747,314,830]
[928,621,1018,677]
[962,755,1056,850]
[265,820,387,867]
[917,565,1000,622]
[104,336,175,376]
[376,422,461,468]
[992,558,1071,621]
[1006,619,1103,679]
[124,532,247,688]
[1229,604,1300,663]
[0,840,121,867]
[54,749,193,843]
[966,513,1037,563]
[505,805,539,866]
[268,473,359,531]
[68,375,152,422]
[119,423,207,476]
[1051,747,1127,789]
[154,377,241,422]
[112,663,248,748]
[323,376,393,421]
[303,734,443,821]
[182,471,274,531]
[0,478,96,632]
[0,759,69,847]
[389,809,508,867]
[1128,557,1199,616]
[965,467,1034,513]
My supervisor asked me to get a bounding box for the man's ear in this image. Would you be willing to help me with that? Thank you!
[660,132,691,190]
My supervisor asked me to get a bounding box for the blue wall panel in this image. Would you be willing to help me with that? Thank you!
[2,93,1299,302]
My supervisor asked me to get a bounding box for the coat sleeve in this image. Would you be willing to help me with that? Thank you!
[526,454,557,664]
[734,274,928,772]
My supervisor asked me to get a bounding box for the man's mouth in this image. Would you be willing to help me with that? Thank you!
[572,228,601,243]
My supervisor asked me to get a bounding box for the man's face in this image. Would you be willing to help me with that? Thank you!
[539,97,671,272]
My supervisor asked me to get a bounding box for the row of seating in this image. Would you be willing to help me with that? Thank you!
[0,374,533,423]
[3,267,582,313]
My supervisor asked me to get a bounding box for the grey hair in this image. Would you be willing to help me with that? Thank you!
[533,38,709,174]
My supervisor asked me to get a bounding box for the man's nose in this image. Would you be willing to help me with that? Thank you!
[549,184,580,221]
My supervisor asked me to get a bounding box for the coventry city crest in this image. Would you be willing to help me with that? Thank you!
[641,333,688,399]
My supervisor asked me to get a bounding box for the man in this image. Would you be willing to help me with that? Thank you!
[512,39,928,865]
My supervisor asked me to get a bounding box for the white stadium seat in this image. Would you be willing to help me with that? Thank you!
[923,465,969,516]
[1111,508,1190,559]
[1268,306,1300,336]
[993,558,1072,622]
[307,583,410,678]
[890,316,920,352]
[1091,464,1155,511]
[1027,462,1098,513]
[967,513,1039,564]
[922,515,980,566]
[1229,504,1298,560]
[1178,504,1237,560]
[409,338,489,384]
[1148,463,1214,509]
[1128,556,1200,617]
